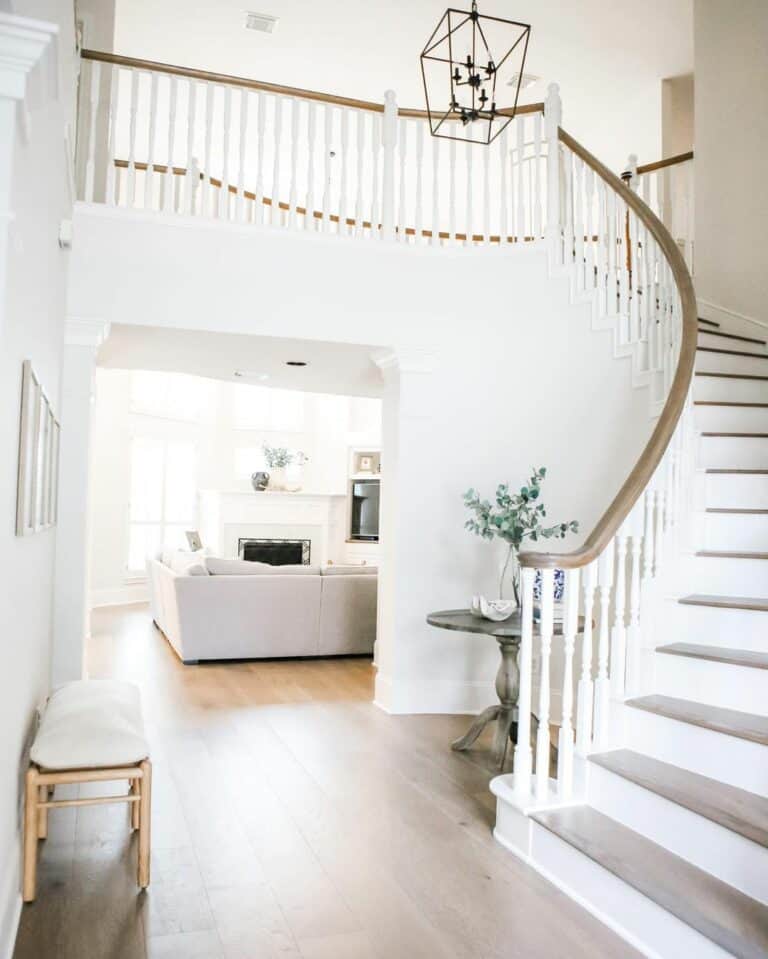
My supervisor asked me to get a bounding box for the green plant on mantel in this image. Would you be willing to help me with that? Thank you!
[463,467,579,604]
[262,444,308,469]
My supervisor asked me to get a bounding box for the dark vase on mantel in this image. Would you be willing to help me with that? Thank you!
[251,471,270,492]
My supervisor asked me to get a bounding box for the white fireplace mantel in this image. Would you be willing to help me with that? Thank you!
[198,489,347,566]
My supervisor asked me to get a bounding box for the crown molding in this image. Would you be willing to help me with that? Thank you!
[0,13,58,104]
[65,317,110,348]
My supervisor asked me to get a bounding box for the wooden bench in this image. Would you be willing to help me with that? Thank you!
[23,680,152,903]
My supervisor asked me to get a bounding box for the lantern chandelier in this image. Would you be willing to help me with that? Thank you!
[420,1,532,145]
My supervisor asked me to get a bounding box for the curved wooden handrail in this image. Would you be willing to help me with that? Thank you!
[81,49,544,120]
[636,150,693,175]
[518,127,697,571]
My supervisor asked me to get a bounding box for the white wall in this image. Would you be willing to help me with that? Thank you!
[0,2,75,954]
[694,0,768,325]
[88,367,381,605]
[69,208,657,712]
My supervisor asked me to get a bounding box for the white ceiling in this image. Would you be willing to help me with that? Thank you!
[97,324,385,397]
[112,0,693,169]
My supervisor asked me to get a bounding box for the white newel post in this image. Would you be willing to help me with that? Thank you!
[52,318,111,685]
[380,90,398,241]
[544,82,562,265]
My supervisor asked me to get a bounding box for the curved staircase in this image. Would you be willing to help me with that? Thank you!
[500,317,768,959]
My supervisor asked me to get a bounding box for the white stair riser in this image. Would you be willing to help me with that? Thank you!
[697,331,768,352]
[682,555,768,595]
[699,435,768,469]
[588,762,768,903]
[694,376,768,404]
[655,652,768,715]
[698,510,768,550]
[696,351,768,376]
[704,471,768,508]
[527,821,733,959]
[627,706,768,797]
[658,600,768,650]
[695,405,768,433]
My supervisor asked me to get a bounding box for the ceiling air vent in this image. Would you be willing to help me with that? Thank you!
[245,11,277,33]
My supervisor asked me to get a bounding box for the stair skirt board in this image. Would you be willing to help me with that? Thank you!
[626,704,768,798]
[654,649,768,716]
[587,760,768,904]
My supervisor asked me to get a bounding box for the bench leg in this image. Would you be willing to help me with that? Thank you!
[23,767,39,902]
[130,778,140,830]
[37,786,48,839]
[137,760,151,889]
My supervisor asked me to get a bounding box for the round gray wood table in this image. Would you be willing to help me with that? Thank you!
[426,608,566,770]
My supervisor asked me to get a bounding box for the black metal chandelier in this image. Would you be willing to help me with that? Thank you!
[420,1,531,145]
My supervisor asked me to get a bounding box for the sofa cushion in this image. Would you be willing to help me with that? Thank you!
[321,564,378,576]
[205,557,319,576]
[167,549,209,576]
[30,680,149,770]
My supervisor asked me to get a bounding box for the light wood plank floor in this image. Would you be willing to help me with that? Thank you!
[14,604,639,959]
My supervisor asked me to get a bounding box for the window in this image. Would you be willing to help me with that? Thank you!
[232,384,305,431]
[127,436,197,573]
[130,371,211,422]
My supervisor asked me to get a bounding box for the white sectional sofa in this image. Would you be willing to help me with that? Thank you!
[147,551,377,663]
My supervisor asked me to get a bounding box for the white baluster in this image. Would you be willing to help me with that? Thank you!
[143,71,159,210]
[183,79,197,215]
[584,164,595,291]
[516,118,526,243]
[216,83,231,219]
[236,89,249,222]
[354,110,365,238]
[626,498,645,697]
[558,567,580,800]
[655,482,666,574]
[306,101,317,232]
[610,527,629,701]
[271,94,283,226]
[592,539,614,749]
[448,137,457,243]
[398,117,408,243]
[606,188,617,315]
[414,119,424,243]
[498,126,508,246]
[545,83,562,263]
[288,97,300,229]
[203,83,214,217]
[533,111,542,238]
[105,65,120,205]
[370,113,381,238]
[574,155,584,289]
[338,106,349,235]
[162,76,178,213]
[596,178,607,315]
[126,69,139,207]
[430,133,441,246]
[535,568,555,801]
[84,60,101,202]
[514,566,535,800]
[576,561,597,754]
[380,90,397,241]
[321,103,332,233]
[643,487,656,581]
[563,148,574,268]
[254,90,265,225]
[465,141,473,246]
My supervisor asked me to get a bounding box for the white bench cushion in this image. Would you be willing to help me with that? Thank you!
[30,680,149,770]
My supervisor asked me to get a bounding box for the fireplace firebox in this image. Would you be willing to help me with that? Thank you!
[238,538,311,565]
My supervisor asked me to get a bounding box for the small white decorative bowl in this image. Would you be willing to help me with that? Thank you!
[470,596,516,621]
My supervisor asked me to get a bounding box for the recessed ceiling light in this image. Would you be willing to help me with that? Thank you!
[245,11,277,33]
[286,360,308,367]
[507,72,541,89]
[234,370,269,381]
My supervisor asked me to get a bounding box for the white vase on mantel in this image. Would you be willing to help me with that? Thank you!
[268,467,286,490]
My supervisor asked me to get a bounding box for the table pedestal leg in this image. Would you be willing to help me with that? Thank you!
[451,705,501,751]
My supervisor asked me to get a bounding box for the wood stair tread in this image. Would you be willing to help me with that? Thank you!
[657,642,768,671]
[698,317,721,328]
[698,329,767,346]
[679,593,768,612]
[696,372,768,381]
[695,401,768,408]
[701,431,768,438]
[697,346,768,360]
[531,806,768,959]
[626,694,768,747]
[697,550,768,560]
[705,507,768,514]
[705,468,768,474]
[590,748,768,848]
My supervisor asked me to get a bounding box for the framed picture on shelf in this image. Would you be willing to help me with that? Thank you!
[16,360,60,536]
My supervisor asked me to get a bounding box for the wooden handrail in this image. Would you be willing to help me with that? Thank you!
[518,127,697,571]
[81,49,544,120]
[636,150,693,176]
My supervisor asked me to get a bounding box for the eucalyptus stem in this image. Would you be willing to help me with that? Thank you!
[499,545,514,599]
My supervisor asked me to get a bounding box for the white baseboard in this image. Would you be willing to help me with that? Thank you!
[374,671,494,715]
[90,583,148,608]
[0,841,21,959]
[698,298,767,333]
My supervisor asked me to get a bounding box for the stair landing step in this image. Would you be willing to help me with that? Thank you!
[698,317,720,328]
[698,329,767,347]
[531,806,768,959]
[626,695,768,747]
[697,346,768,360]
[590,748,768,849]
[679,593,768,612]
[697,550,768,560]
[657,642,768,671]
